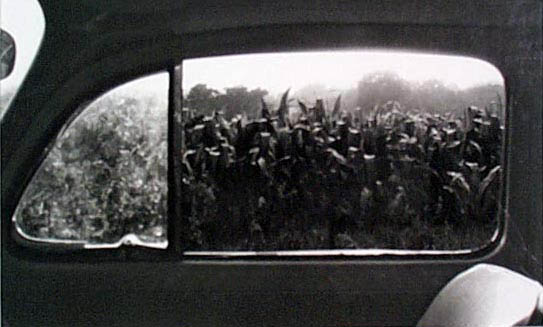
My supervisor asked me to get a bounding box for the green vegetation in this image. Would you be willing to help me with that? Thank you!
[15,95,168,244]
[12,74,503,252]
[181,91,501,251]
[188,72,504,121]
[185,84,268,119]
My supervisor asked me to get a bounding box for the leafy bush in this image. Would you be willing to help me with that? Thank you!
[16,95,168,244]
[181,92,502,251]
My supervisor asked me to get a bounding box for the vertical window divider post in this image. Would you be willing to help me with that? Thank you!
[168,64,185,255]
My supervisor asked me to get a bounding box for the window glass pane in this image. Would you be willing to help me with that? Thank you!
[14,73,168,248]
[180,51,504,252]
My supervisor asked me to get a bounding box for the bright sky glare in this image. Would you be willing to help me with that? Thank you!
[0,0,45,93]
[183,51,504,95]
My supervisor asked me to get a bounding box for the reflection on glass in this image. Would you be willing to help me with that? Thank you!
[179,51,504,251]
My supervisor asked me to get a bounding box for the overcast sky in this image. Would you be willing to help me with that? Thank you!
[183,51,504,96]
[1,0,503,103]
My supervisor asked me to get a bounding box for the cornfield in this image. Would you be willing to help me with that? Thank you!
[180,90,502,251]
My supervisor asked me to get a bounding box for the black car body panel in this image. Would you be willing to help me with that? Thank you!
[2,1,541,326]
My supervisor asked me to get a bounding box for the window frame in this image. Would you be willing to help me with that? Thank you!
[1,1,541,325]
[171,55,508,259]
[1,25,516,261]
[9,52,509,259]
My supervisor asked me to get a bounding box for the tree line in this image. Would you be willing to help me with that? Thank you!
[185,71,504,120]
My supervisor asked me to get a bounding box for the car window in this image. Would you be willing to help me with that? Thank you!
[12,52,506,253]
[179,51,505,253]
[13,72,168,248]
[0,0,45,119]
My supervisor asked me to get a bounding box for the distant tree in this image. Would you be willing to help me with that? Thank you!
[185,84,269,119]
[410,79,459,114]
[356,71,411,116]
[185,84,220,115]
[216,86,268,119]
